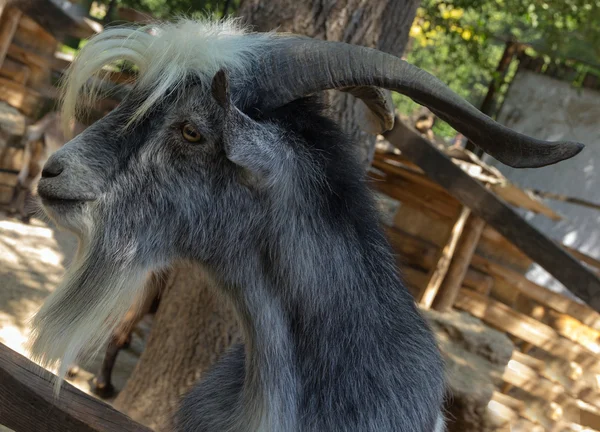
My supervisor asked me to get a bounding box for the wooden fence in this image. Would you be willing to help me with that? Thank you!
[0,343,150,432]
[374,120,600,431]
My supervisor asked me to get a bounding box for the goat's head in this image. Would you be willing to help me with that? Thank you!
[28,18,584,386]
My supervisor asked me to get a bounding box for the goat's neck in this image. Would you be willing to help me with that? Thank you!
[215,228,377,430]
[232,271,300,431]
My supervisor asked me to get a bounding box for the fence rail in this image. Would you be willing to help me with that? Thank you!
[0,343,151,432]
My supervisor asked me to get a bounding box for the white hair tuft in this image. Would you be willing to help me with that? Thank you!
[61,17,273,134]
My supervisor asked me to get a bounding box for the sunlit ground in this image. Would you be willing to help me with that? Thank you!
[0,210,147,409]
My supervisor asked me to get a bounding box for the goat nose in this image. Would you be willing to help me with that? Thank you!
[41,159,64,178]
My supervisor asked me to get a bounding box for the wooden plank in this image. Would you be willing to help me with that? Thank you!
[17,14,57,55]
[0,6,21,69]
[370,171,459,219]
[492,391,526,414]
[470,254,600,332]
[385,226,493,294]
[503,358,564,401]
[512,350,584,396]
[491,183,562,221]
[0,76,42,116]
[383,121,600,314]
[546,310,600,355]
[433,213,486,311]
[7,43,52,69]
[419,207,471,308]
[566,246,600,273]
[455,289,595,363]
[15,0,99,40]
[0,343,151,432]
[372,155,448,194]
[378,142,562,220]
[479,226,533,273]
[0,57,30,84]
[386,226,438,270]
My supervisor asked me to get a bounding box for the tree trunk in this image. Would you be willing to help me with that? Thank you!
[114,2,420,430]
[113,262,242,430]
[238,0,419,167]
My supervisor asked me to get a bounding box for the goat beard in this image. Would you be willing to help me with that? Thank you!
[27,237,149,395]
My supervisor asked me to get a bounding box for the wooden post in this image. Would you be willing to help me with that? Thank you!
[383,122,600,314]
[0,343,151,432]
[432,213,486,312]
[0,6,22,70]
[418,207,471,308]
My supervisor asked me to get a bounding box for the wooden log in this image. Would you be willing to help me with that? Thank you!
[418,207,470,308]
[400,266,428,298]
[511,350,585,397]
[383,121,600,314]
[492,391,525,414]
[6,43,53,90]
[370,172,459,219]
[14,0,99,40]
[385,226,493,294]
[15,14,57,56]
[479,226,532,273]
[470,254,600,332]
[503,358,564,401]
[0,76,42,116]
[0,6,21,69]
[0,343,151,432]
[385,226,438,270]
[0,57,30,84]
[372,156,449,194]
[455,288,597,364]
[433,213,486,312]
[566,246,600,273]
[546,310,600,356]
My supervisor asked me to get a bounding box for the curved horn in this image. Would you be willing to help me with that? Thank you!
[236,36,583,168]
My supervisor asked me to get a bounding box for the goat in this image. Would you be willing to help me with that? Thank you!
[89,270,165,398]
[7,112,86,223]
[27,19,583,431]
[9,111,159,396]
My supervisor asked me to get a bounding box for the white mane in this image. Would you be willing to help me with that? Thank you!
[61,18,273,133]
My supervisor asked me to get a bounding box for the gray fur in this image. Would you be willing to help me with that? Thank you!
[30,25,447,431]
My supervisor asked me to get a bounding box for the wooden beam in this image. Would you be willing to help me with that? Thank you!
[385,226,493,294]
[0,6,21,69]
[0,75,42,116]
[454,288,597,364]
[14,0,99,41]
[565,246,600,273]
[418,207,470,308]
[384,120,600,313]
[503,357,564,402]
[0,58,30,84]
[0,343,151,432]
[432,213,486,312]
[370,171,459,219]
[470,254,600,332]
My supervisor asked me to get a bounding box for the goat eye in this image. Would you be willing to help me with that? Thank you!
[181,123,202,143]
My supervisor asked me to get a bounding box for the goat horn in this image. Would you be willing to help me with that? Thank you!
[238,36,583,168]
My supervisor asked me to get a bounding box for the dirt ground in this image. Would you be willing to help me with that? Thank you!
[0,210,151,424]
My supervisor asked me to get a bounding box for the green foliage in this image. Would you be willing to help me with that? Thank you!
[398,0,600,139]
[95,0,240,19]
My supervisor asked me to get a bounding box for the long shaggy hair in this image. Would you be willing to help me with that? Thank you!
[29,18,272,393]
[61,18,273,133]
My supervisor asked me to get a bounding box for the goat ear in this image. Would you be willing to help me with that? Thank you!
[211,69,231,110]
[211,70,284,177]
